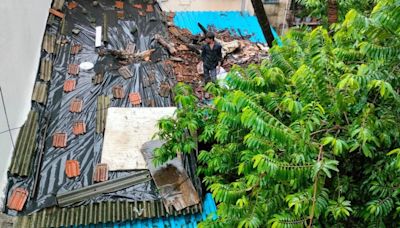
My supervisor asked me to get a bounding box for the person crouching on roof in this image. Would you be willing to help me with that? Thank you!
[201,32,222,84]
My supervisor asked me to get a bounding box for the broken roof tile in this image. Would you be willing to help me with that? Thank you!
[72,121,86,135]
[32,82,48,104]
[67,1,78,10]
[146,4,154,13]
[117,11,125,19]
[70,98,83,113]
[93,163,109,182]
[129,92,141,106]
[7,188,28,211]
[159,82,171,97]
[63,80,76,92]
[112,85,125,99]
[70,44,81,55]
[68,64,80,76]
[49,8,65,19]
[115,1,124,9]
[92,73,104,85]
[65,160,80,178]
[53,133,67,148]
[118,66,133,79]
[133,4,143,9]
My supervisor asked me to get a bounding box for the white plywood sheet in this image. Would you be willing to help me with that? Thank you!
[95,26,102,47]
[101,107,176,170]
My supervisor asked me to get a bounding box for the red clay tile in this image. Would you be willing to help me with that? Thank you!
[117,11,125,19]
[129,92,141,106]
[70,98,83,113]
[112,85,125,99]
[67,1,78,9]
[68,64,80,76]
[70,44,81,55]
[65,160,80,178]
[53,133,67,148]
[73,121,86,135]
[138,11,145,17]
[93,163,109,182]
[146,4,154,13]
[115,1,124,9]
[7,188,28,211]
[133,4,143,9]
[49,8,65,19]
[63,80,76,93]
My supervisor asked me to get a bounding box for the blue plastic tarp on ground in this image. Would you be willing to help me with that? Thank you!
[173,11,282,46]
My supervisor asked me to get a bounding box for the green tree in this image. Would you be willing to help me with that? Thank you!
[155,0,400,226]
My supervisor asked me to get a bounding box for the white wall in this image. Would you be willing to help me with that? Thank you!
[158,0,254,14]
[0,0,52,209]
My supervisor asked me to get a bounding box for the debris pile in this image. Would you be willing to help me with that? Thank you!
[161,13,269,85]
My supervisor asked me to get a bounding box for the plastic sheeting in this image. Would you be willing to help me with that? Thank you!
[5,0,177,215]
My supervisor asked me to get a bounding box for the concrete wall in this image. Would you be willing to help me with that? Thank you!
[158,0,254,13]
[264,0,291,34]
[0,0,52,208]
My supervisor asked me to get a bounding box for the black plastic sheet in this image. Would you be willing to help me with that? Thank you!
[5,0,176,215]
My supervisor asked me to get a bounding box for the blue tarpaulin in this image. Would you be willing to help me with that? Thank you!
[173,11,282,46]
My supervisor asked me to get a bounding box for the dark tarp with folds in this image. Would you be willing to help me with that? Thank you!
[4,0,199,216]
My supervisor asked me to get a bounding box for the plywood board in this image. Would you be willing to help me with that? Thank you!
[101,107,176,170]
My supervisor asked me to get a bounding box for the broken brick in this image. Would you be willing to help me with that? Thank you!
[70,98,83,113]
[63,80,76,92]
[129,92,141,106]
[53,133,67,148]
[68,64,80,76]
[70,44,81,55]
[115,1,124,9]
[112,85,125,99]
[73,121,86,135]
[7,188,28,211]
[67,1,78,10]
[146,4,154,13]
[133,4,143,9]
[93,163,109,182]
[65,160,80,178]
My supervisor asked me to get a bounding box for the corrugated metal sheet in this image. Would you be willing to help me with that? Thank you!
[14,199,203,228]
[173,11,282,45]
[52,0,65,10]
[9,111,39,176]
[96,95,111,133]
[40,58,53,81]
[42,34,56,53]
[31,82,48,104]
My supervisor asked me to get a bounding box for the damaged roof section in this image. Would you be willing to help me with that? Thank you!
[32,82,48,104]
[9,111,38,176]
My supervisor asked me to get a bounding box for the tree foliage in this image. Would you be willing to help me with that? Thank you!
[155,1,400,227]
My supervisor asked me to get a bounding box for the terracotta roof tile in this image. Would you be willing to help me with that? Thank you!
[72,121,86,135]
[92,73,104,85]
[115,1,124,9]
[7,188,28,211]
[53,133,67,148]
[68,64,80,76]
[93,163,109,182]
[159,82,171,97]
[70,44,81,55]
[112,85,125,99]
[117,11,125,19]
[118,66,133,79]
[67,1,78,10]
[65,160,80,178]
[146,4,154,13]
[70,98,83,113]
[129,92,141,106]
[63,80,76,92]
[133,4,143,9]
[49,8,65,19]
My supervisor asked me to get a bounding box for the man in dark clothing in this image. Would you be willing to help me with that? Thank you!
[201,32,222,83]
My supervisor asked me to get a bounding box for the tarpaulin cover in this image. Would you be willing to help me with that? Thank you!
[5,0,178,215]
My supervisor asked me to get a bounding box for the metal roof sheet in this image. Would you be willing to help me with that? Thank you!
[42,34,56,53]
[96,95,111,133]
[9,111,38,176]
[31,82,48,104]
[173,11,282,45]
[39,58,53,81]
[52,0,65,10]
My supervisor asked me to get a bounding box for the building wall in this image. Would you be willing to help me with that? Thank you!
[263,0,291,34]
[0,0,52,209]
[158,0,254,13]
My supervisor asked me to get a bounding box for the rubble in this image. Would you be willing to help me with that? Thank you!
[162,15,269,86]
